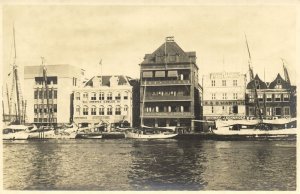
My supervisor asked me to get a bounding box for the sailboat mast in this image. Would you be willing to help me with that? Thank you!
[11,25,23,124]
[245,34,262,121]
[2,98,5,121]
[6,84,11,121]
[141,79,146,127]
[42,57,51,126]
[14,67,21,123]
[281,58,291,84]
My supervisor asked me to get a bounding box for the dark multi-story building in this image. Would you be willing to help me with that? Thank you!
[246,73,296,119]
[139,37,202,130]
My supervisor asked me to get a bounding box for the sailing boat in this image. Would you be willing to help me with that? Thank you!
[124,79,177,139]
[2,26,35,140]
[212,35,297,139]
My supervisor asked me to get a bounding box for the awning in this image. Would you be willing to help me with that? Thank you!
[155,71,166,78]
[168,70,178,77]
[142,71,153,78]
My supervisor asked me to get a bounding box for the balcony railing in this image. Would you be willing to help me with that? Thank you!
[141,63,191,69]
[144,95,191,101]
[142,112,192,118]
[141,80,191,86]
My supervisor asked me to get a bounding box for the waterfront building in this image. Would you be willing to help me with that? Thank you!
[139,37,202,130]
[245,74,296,119]
[73,75,133,129]
[24,64,85,126]
[202,72,247,121]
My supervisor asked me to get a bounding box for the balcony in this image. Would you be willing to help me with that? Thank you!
[141,63,191,69]
[142,112,193,118]
[141,80,191,86]
[144,95,191,101]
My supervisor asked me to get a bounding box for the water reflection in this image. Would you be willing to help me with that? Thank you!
[3,139,296,190]
[128,139,207,190]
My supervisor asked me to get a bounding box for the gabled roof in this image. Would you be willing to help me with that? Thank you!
[268,73,291,89]
[152,41,187,57]
[84,75,129,87]
[246,74,268,89]
[141,40,196,65]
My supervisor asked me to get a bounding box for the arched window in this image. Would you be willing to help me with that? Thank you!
[115,92,121,100]
[115,105,121,115]
[99,106,105,115]
[91,92,96,101]
[91,106,97,115]
[99,92,105,100]
[107,92,112,100]
[83,106,89,115]
[75,92,80,100]
[76,105,81,115]
[107,106,113,115]
[83,92,88,99]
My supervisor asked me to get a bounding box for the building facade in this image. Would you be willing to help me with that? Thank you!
[73,75,133,129]
[245,74,296,119]
[24,64,85,126]
[139,37,202,129]
[203,72,247,120]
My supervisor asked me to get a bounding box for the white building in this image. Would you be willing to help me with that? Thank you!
[73,75,133,129]
[24,64,85,126]
[202,72,246,120]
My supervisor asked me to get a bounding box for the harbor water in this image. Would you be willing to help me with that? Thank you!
[3,139,296,190]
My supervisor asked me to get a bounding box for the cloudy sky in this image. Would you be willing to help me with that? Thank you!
[2,2,298,85]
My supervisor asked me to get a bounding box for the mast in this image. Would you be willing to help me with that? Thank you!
[141,79,146,127]
[12,25,23,124]
[281,58,291,84]
[245,34,263,121]
[6,84,11,121]
[42,57,51,127]
[2,100,5,122]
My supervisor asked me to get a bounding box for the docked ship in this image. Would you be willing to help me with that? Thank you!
[212,36,297,140]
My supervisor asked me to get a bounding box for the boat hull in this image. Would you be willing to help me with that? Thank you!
[3,131,29,140]
[76,133,103,139]
[28,130,77,139]
[125,131,178,139]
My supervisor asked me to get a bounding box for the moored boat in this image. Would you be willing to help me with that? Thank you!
[124,126,178,139]
[2,125,36,140]
[212,118,297,139]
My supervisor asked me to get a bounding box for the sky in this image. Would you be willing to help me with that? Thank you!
[2,3,298,86]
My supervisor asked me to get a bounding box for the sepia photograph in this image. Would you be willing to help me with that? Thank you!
[1,0,298,192]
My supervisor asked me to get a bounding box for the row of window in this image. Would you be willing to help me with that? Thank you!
[248,107,290,116]
[75,105,129,116]
[147,90,190,97]
[211,79,238,87]
[75,92,129,101]
[34,118,57,123]
[211,105,239,114]
[35,76,58,85]
[145,105,190,113]
[211,93,239,100]
[34,90,57,99]
[248,94,290,102]
[34,104,57,113]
